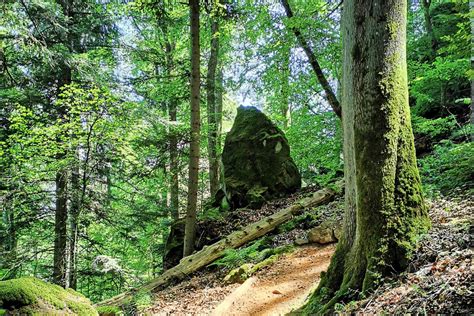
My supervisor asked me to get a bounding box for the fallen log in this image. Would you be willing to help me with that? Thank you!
[96,186,337,307]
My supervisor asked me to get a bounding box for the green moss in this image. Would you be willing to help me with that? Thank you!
[132,290,152,309]
[97,305,122,315]
[0,277,97,315]
[249,254,279,274]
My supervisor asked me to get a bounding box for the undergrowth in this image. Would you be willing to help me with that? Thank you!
[212,237,294,270]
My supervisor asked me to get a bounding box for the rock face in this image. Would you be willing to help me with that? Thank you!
[221,106,301,209]
[0,277,97,315]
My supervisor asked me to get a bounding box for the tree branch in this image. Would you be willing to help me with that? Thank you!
[280,0,341,118]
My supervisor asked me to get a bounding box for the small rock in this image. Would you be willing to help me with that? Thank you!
[308,225,336,244]
[294,238,309,246]
[272,290,282,295]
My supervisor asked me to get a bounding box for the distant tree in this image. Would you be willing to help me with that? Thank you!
[183,0,201,257]
[305,0,430,312]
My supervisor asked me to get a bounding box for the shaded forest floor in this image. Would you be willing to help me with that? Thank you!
[142,191,472,315]
[349,193,473,314]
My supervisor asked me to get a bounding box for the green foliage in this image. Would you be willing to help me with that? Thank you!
[409,57,469,118]
[419,141,474,195]
[198,207,225,221]
[96,305,122,316]
[133,290,152,309]
[411,115,456,139]
[286,109,343,186]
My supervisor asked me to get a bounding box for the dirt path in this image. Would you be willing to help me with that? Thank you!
[145,244,335,315]
[212,244,335,316]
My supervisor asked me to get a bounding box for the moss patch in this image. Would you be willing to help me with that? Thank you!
[0,277,97,315]
[96,305,122,315]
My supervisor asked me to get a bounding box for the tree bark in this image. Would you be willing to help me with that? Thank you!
[96,186,336,308]
[206,17,220,197]
[281,46,291,128]
[53,170,69,288]
[470,0,474,138]
[216,66,224,155]
[183,0,201,257]
[53,0,73,288]
[280,0,341,118]
[68,162,80,290]
[164,31,180,221]
[421,0,438,58]
[305,0,430,312]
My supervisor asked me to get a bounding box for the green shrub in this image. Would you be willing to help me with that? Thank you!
[419,141,474,195]
[412,115,456,140]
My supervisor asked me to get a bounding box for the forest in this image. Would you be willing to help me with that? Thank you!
[0,0,472,314]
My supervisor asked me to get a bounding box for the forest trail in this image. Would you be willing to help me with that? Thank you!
[146,244,335,315]
[212,244,335,316]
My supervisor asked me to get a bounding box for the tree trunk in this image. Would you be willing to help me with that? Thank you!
[53,0,73,288]
[183,0,201,257]
[421,0,438,58]
[207,17,220,197]
[306,0,430,312]
[280,0,341,118]
[53,170,69,288]
[281,46,291,128]
[169,98,179,220]
[216,66,224,155]
[162,22,180,221]
[471,0,474,137]
[68,162,80,290]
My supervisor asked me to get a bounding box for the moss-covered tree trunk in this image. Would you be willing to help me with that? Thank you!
[306,0,430,313]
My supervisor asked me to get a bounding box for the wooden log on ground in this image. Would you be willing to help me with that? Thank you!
[96,186,337,307]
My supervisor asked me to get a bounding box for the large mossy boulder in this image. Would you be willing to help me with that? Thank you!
[221,106,301,208]
[0,277,97,315]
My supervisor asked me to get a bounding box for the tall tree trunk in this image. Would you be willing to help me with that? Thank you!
[470,0,474,136]
[53,170,69,288]
[206,17,220,197]
[421,0,438,58]
[280,0,341,118]
[53,0,73,288]
[68,162,80,290]
[305,0,430,312]
[169,99,179,220]
[216,66,224,155]
[281,46,291,128]
[2,198,18,279]
[183,0,201,257]
[162,23,180,221]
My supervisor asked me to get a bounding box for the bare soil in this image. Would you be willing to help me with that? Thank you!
[144,244,335,315]
[213,244,335,316]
